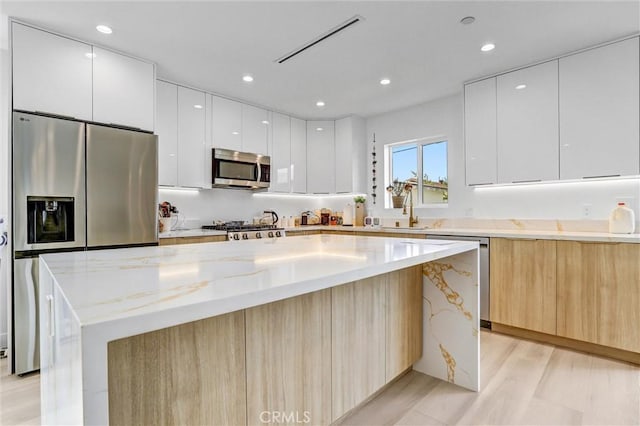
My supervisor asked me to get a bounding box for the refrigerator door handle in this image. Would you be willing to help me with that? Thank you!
[46,294,55,338]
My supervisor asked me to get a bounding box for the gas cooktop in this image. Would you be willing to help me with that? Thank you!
[202,223,278,232]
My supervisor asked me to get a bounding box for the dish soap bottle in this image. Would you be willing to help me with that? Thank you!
[609,202,635,234]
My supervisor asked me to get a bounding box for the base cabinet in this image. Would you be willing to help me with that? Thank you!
[557,241,640,353]
[108,311,247,426]
[331,277,386,420]
[490,238,557,334]
[246,290,332,426]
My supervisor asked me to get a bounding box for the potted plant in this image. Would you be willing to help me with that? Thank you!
[353,195,366,226]
[386,179,406,208]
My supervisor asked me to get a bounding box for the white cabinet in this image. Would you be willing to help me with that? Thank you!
[559,37,640,179]
[270,112,291,193]
[12,23,155,130]
[242,104,269,155]
[12,23,92,121]
[497,60,559,183]
[465,78,497,185]
[177,86,207,188]
[92,47,155,131]
[212,96,242,151]
[291,117,307,193]
[156,81,178,186]
[307,121,335,193]
[335,116,366,193]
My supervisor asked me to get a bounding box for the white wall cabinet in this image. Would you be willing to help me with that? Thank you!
[270,112,291,193]
[212,96,242,151]
[559,37,640,179]
[177,86,207,188]
[464,78,497,185]
[307,121,335,193]
[12,23,155,131]
[291,117,307,193]
[242,104,269,155]
[92,47,155,131]
[156,81,178,186]
[12,22,93,121]
[335,116,366,193]
[497,60,559,183]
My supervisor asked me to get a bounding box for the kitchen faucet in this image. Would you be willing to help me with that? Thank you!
[403,188,419,227]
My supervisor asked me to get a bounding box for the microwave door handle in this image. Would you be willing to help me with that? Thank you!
[256,164,261,182]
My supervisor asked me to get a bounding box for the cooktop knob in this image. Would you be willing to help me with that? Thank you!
[242,233,248,240]
[233,234,240,241]
[275,231,282,237]
[256,232,262,239]
[268,231,274,238]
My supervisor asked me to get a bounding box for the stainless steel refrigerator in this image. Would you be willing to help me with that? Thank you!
[12,111,158,374]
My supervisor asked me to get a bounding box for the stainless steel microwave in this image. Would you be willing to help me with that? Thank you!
[212,148,270,189]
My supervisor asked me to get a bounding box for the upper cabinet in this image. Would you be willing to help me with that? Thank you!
[497,60,559,184]
[464,78,497,186]
[465,36,640,186]
[11,23,155,131]
[559,37,640,179]
[242,105,269,155]
[177,86,207,188]
[212,96,242,151]
[335,116,366,193]
[290,117,307,193]
[92,47,155,131]
[156,81,209,188]
[156,81,178,186]
[12,22,93,121]
[270,112,291,193]
[307,121,335,194]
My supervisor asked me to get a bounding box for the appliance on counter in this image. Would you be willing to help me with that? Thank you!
[203,222,285,241]
[342,204,354,226]
[363,216,382,228]
[12,111,158,375]
[212,148,270,190]
[425,234,490,328]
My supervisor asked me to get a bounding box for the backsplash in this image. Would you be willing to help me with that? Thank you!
[158,188,362,228]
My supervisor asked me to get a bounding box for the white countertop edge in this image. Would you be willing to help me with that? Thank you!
[73,241,478,343]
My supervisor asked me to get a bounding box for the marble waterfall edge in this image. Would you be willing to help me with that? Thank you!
[413,249,479,391]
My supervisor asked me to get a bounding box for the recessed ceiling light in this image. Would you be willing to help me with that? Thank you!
[316,100,325,107]
[261,120,270,125]
[380,78,391,85]
[232,131,239,135]
[242,75,254,83]
[316,127,324,131]
[460,16,476,25]
[85,52,96,59]
[481,43,495,52]
[193,104,203,109]
[515,84,527,90]
[96,25,112,34]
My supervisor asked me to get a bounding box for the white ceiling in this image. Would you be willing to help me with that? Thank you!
[2,1,639,120]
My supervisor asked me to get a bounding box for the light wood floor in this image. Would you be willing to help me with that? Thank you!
[1,330,639,425]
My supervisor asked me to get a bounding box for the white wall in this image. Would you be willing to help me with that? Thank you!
[365,93,640,221]
[1,13,10,350]
[158,188,362,227]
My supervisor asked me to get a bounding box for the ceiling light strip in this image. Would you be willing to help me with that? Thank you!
[275,15,364,64]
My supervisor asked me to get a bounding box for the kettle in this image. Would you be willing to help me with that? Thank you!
[260,210,279,226]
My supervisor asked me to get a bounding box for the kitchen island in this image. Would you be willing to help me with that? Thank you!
[39,234,479,425]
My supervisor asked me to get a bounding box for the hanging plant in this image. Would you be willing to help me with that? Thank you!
[371,133,377,204]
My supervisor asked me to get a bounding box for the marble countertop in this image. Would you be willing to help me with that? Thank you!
[41,235,477,336]
[283,225,640,243]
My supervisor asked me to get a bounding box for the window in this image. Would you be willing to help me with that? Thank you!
[386,137,448,207]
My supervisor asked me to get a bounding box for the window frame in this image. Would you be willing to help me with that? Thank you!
[384,135,449,209]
